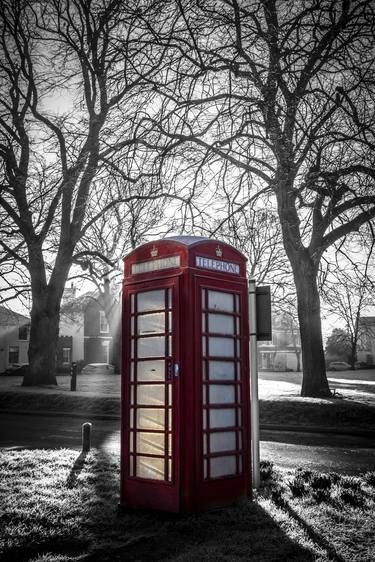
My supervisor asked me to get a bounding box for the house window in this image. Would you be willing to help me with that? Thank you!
[62,348,71,364]
[9,346,19,364]
[99,311,109,333]
[18,324,29,340]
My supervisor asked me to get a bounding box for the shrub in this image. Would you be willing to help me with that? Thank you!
[312,489,330,503]
[288,476,307,498]
[271,487,286,508]
[340,476,361,491]
[364,471,375,486]
[260,460,274,481]
[328,472,341,485]
[338,488,363,507]
[295,468,313,482]
[310,473,332,491]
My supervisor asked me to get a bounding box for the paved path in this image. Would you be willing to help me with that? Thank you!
[1,412,374,475]
[1,368,374,404]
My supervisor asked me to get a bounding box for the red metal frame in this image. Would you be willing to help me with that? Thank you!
[121,237,250,513]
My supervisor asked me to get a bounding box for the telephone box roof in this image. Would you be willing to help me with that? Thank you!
[164,235,210,246]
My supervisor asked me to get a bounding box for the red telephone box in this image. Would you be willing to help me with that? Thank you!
[120,236,251,512]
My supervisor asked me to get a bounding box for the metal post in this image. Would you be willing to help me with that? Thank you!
[82,422,92,452]
[248,279,260,489]
[70,362,77,391]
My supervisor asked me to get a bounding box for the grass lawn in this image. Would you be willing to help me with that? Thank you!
[1,450,374,561]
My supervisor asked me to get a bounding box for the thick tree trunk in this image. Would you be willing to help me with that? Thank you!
[294,262,331,397]
[22,248,70,386]
[23,295,60,386]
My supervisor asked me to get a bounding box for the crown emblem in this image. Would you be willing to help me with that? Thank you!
[215,245,223,257]
[150,245,158,257]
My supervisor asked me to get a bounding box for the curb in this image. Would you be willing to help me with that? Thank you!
[1,408,374,440]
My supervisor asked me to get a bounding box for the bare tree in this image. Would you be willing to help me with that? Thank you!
[0,0,176,385]
[321,231,375,368]
[149,0,375,396]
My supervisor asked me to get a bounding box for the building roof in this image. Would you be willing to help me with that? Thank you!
[360,316,375,326]
[0,305,29,326]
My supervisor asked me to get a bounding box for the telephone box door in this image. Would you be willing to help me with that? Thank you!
[122,278,180,512]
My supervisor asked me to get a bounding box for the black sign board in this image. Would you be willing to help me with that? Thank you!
[256,286,272,341]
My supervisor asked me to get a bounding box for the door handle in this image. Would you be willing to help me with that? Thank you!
[174,363,179,378]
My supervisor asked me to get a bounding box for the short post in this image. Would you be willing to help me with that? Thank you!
[82,422,92,453]
[248,279,260,489]
[70,362,77,391]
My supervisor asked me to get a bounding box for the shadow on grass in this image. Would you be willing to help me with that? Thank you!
[1,537,89,562]
[272,489,345,562]
[66,451,89,488]
[78,450,315,562]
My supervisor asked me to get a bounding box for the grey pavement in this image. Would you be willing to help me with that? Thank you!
[1,412,374,475]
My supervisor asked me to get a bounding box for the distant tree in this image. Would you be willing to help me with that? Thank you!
[0,0,175,385]
[321,233,375,368]
[325,328,351,363]
[151,0,375,396]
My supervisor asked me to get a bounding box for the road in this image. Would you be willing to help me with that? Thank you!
[1,412,374,475]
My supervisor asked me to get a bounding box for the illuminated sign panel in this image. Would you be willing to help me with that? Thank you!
[195,256,240,275]
[131,255,180,275]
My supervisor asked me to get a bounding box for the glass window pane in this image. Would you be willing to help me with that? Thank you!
[202,384,208,405]
[131,316,135,335]
[168,288,172,310]
[136,408,165,430]
[202,336,206,357]
[168,311,172,333]
[129,432,134,453]
[209,361,235,380]
[209,384,235,404]
[168,458,172,482]
[210,455,236,478]
[129,409,134,428]
[137,336,165,358]
[136,456,164,480]
[137,360,165,381]
[130,362,135,381]
[138,290,165,313]
[210,408,236,428]
[138,313,165,335]
[210,431,236,453]
[202,313,206,333]
[208,314,234,335]
[137,384,165,406]
[201,289,206,309]
[208,337,234,357]
[136,432,165,455]
[208,291,234,312]
[131,294,135,314]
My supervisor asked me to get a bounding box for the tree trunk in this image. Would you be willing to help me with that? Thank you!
[22,249,69,386]
[294,261,331,397]
[23,295,60,386]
